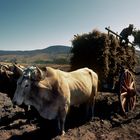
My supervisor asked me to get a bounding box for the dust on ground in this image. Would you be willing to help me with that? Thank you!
[0,70,140,140]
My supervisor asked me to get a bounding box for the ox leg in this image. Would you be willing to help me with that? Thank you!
[58,117,66,136]
[86,97,95,120]
[85,103,92,120]
[89,86,98,119]
[91,95,96,118]
[58,104,69,135]
[91,97,95,118]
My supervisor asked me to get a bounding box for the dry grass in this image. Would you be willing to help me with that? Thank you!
[70,29,136,90]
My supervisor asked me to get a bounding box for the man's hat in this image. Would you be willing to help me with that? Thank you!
[129,24,134,29]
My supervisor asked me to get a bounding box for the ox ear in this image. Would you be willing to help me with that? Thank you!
[35,82,47,89]
[14,64,23,76]
[36,67,44,81]
[5,70,14,75]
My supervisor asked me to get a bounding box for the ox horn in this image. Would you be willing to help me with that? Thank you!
[36,66,44,81]
[3,65,10,70]
[4,69,14,78]
[0,65,6,71]
[0,65,9,73]
[14,64,23,76]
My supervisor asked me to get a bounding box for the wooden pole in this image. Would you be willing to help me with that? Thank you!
[105,27,134,46]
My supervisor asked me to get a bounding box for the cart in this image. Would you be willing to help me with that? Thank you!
[105,27,137,114]
[119,68,136,114]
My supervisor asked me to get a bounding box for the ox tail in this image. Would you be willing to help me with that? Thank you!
[87,69,98,119]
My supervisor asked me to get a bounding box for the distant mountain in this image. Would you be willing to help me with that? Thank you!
[0,45,71,56]
[0,45,71,64]
[42,45,71,54]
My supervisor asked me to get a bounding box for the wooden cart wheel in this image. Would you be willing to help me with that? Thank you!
[119,69,136,114]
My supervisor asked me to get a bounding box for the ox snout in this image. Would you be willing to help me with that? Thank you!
[12,98,18,108]
[12,98,17,105]
[12,96,23,106]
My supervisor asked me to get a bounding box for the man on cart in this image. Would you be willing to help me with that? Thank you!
[119,24,134,46]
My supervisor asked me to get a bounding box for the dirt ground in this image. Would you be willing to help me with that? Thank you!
[0,69,140,140]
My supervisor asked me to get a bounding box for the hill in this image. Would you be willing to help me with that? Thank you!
[0,45,71,64]
[0,45,71,56]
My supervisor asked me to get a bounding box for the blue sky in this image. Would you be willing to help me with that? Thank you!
[0,0,140,50]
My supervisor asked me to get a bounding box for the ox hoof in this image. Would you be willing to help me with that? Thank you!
[61,130,65,136]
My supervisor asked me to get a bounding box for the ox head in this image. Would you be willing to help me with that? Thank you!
[0,65,14,94]
[0,64,26,99]
[12,66,44,105]
[0,64,25,79]
[0,64,14,77]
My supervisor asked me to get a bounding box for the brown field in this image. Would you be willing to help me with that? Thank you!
[0,65,140,140]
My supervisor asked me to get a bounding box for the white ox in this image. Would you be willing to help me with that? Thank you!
[12,66,98,135]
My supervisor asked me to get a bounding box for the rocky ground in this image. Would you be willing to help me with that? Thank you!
[0,70,140,140]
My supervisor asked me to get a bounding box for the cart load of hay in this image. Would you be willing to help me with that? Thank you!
[70,29,136,91]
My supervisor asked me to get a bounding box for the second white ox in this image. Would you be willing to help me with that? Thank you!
[12,66,98,135]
